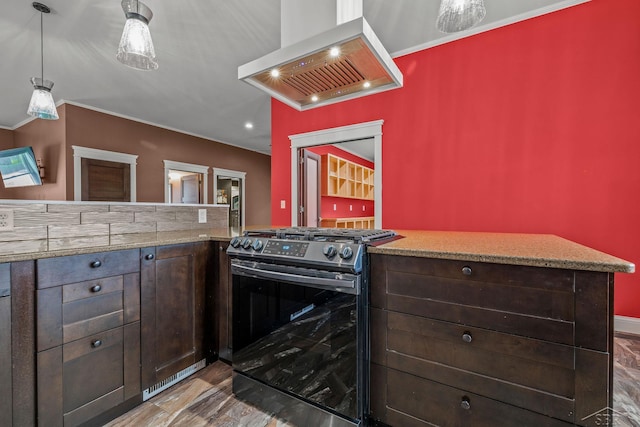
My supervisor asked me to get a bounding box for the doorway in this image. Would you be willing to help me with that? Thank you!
[167,170,203,204]
[213,168,246,233]
[298,150,321,227]
[163,160,209,204]
[289,120,383,229]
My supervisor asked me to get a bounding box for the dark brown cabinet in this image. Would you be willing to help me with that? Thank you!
[216,240,232,361]
[0,263,11,427]
[36,249,141,427]
[369,254,613,427]
[140,242,211,393]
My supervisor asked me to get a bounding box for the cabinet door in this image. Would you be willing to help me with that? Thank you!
[217,241,232,361]
[0,263,11,427]
[141,242,209,389]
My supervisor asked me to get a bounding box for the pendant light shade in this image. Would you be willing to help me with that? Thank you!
[436,0,486,33]
[27,2,58,120]
[116,0,158,70]
[27,77,58,120]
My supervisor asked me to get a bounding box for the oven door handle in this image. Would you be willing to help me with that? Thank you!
[231,262,359,295]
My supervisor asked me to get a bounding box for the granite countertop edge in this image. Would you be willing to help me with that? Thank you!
[0,229,634,274]
[367,246,633,273]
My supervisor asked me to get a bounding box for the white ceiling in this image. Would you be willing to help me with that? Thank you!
[0,0,588,157]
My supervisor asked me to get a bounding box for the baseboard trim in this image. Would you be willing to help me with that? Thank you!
[615,315,640,335]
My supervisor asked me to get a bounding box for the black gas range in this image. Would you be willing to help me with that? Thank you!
[227,227,398,272]
[227,227,398,427]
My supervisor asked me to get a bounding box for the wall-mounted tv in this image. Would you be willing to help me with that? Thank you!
[0,147,43,188]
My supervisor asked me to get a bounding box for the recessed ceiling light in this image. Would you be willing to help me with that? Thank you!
[245,122,254,129]
[311,95,318,102]
[270,69,280,78]
[363,81,371,88]
[329,47,340,57]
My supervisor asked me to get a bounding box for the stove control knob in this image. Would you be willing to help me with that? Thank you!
[339,246,354,260]
[323,244,337,258]
[241,238,253,249]
[251,239,264,251]
[230,237,242,248]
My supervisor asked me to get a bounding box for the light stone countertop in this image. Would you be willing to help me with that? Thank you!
[0,228,237,264]
[369,230,635,273]
[0,227,634,274]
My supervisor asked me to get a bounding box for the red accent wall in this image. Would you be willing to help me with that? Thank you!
[271,0,640,317]
[307,146,375,219]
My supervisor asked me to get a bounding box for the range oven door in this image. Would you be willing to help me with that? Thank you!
[231,258,363,423]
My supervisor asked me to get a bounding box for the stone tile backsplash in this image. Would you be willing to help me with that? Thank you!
[0,201,229,255]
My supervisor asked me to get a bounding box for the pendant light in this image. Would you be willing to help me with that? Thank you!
[27,2,58,120]
[116,0,158,70]
[436,0,486,33]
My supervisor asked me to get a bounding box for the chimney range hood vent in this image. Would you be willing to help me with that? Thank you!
[238,2,403,111]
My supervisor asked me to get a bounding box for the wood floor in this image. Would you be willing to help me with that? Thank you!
[106,333,640,427]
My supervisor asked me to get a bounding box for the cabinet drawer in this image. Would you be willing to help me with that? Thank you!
[37,249,140,289]
[377,367,572,427]
[63,327,124,414]
[37,273,140,351]
[381,311,576,422]
[63,288,124,343]
[372,255,575,344]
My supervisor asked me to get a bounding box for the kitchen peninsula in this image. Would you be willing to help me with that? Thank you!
[0,201,633,426]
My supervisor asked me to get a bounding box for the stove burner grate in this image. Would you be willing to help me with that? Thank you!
[244,227,397,243]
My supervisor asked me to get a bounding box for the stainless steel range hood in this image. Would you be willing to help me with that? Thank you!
[238,0,403,111]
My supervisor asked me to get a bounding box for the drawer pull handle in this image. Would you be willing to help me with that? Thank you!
[461,396,471,410]
[462,332,473,343]
[91,339,102,348]
[461,266,472,276]
[145,253,155,260]
[90,285,102,293]
[90,260,102,268]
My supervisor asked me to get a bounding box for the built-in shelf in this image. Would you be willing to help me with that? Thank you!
[321,154,374,200]
[320,216,375,229]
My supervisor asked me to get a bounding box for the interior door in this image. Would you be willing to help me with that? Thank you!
[298,149,321,227]
[81,158,131,202]
[181,174,201,204]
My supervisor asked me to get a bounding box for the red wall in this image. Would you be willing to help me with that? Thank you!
[307,145,375,219]
[271,0,640,317]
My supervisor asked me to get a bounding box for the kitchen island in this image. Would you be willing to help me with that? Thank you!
[367,230,633,427]
[0,210,634,426]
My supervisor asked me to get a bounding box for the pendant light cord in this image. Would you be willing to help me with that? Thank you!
[40,10,44,82]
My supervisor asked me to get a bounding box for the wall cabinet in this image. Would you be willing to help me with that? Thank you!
[35,249,141,427]
[321,153,374,200]
[369,254,613,427]
[140,242,211,394]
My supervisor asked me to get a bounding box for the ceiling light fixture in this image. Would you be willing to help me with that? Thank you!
[27,2,58,120]
[116,0,158,70]
[436,0,486,33]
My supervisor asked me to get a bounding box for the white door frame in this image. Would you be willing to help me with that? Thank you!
[289,120,383,228]
[213,167,247,229]
[72,145,138,201]
[163,160,209,204]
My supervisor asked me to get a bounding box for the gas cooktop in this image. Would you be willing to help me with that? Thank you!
[227,227,399,272]
[244,227,397,244]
